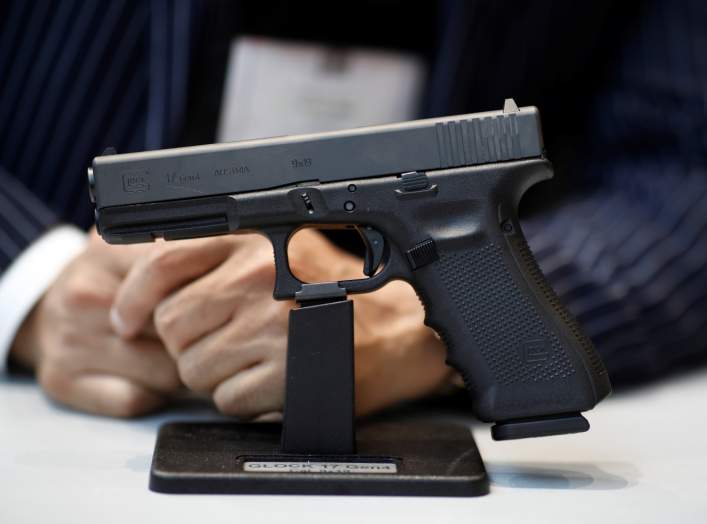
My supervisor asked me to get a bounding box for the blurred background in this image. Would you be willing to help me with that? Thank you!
[0,0,705,390]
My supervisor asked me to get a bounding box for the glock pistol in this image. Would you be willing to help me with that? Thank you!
[88,99,611,440]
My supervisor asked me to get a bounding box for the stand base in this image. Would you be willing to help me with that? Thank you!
[150,421,488,497]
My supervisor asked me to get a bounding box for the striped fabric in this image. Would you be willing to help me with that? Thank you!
[0,0,195,270]
[523,0,707,384]
[524,173,707,384]
[0,167,57,268]
[0,0,705,387]
[424,0,707,384]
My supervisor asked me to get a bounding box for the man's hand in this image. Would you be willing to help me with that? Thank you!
[111,230,452,418]
[10,229,181,417]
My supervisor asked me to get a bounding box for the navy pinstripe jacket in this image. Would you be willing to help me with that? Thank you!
[1,0,705,386]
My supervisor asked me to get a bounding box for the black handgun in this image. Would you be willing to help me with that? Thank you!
[89,99,611,440]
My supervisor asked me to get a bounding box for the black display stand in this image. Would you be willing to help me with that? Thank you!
[149,294,489,497]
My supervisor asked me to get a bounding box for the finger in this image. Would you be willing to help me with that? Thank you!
[63,299,161,341]
[106,336,182,394]
[59,249,161,340]
[212,362,285,418]
[175,326,267,393]
[253,411,283,423]
[153,241,276,355]
[40,371,165,418]
[153,270,246,357]
[67,334,182,394]
[111,238,237,338]
[99,244,154,278]
[86,227,153,277]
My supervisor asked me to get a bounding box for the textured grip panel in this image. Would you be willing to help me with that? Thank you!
[437,242,576,386]
[507,234,608,378]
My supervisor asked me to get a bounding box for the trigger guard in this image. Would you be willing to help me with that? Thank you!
[266,225,410,299]
[339,240,410,295]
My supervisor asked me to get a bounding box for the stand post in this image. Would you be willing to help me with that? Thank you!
[281,298,355,455]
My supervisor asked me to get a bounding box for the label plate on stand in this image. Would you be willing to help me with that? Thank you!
[243,461,398,474]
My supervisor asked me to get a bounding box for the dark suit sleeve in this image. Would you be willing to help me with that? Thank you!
[426,0,707,386]
[0,167,58,273]
[524,170,707,386]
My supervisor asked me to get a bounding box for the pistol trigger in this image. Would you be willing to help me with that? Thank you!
[356,225,385,277]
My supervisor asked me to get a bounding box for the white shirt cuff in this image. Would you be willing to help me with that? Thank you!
[0,225,87,374]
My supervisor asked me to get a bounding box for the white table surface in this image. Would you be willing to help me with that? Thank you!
[2,369,706,524]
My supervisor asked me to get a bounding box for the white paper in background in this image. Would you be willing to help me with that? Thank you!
[217,36,425,142]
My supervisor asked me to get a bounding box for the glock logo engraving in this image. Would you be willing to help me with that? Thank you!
[520,338,550,363]
[121,171,150,193]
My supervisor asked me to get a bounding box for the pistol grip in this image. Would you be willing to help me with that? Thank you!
[412,211,612,439]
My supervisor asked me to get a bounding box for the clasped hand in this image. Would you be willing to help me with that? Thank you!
[12,228,451,418]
